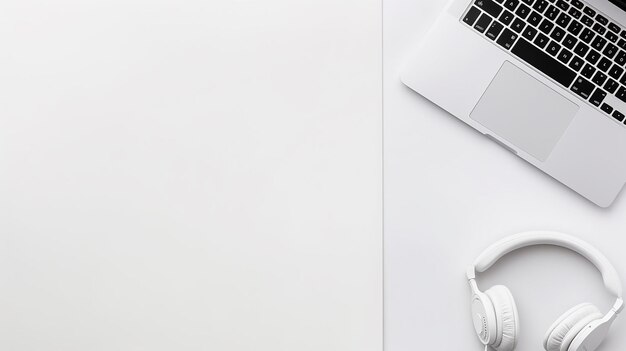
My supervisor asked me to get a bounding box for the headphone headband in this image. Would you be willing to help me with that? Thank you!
[472,231,623,298]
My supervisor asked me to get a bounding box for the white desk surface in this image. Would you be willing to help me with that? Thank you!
[384,1,626,351]
[0,1,382,350]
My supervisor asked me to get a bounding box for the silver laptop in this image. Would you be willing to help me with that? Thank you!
[401,0,626,207]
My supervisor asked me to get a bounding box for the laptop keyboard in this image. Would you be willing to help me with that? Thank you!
[462,0,626,125]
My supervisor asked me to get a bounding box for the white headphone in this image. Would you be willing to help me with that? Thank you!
[467,231,624,351]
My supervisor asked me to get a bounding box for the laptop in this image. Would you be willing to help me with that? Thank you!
[401,0,626,207]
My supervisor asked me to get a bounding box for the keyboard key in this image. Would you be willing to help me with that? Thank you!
[609,23,621,33]
[613,110,625,122]
[592,71,608,86]
[571,76,595,98]
[550,27,566,42]
[504,0,519,11]
[534,32,550,48]
[601,103,614,114]
[604,43,618,59]
[539,19,555,34]
[582,63,596,78]
[497,28,519,49]
[619,39,626,50]
[572,0,584,9]
[558,48,573,63]
[619,71,626,85]
[528,11,542,26]
[500,10,515,25]
[583,6,596,17]
[533,0,548,13]
[615,50,626,65]
[580,28,595,43]
[563,34,578,49]
[605,78,619,93]
[546,5,559,20]
[586,49,600,64]
[593,23,606,35]
[521,0,533,4]
[567,20,583,35]
[511,18,526,33]
[547,40,561,55]
[598,57,612,72]
[590,88,607,106]
[609,64,624,80]
[596,14,609,26]
[607,31,619,43]
[475,0,504,17]
[622,29,626,39]
[568,7,582,20]
[486,21,505,40]
[574,42,590,56]
[516,3,531,18]
[591,36,607,51]
[523,26,538,40]
[475,13,492,33]
[581,15,594,27]
[511,37,577,86]
[616,86,626,102]
[569,56,585,71]
[556,12,571,28]
[556,0,568,11]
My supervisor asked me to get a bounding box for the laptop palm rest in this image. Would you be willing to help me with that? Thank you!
[470,61,579,162]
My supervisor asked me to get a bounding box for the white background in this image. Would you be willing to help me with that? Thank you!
[384,1,626,351]
[0,1,382,350]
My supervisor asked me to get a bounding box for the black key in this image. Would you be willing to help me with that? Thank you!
[504,0,519,11]
[622,29,626,39]
[511,38,577,86]
[581,15,594,27]
[523,26,538,40]
[572,0,584,9]
[592,71,608,86]
[500,10,515,25]
[593,23,606,35]
[616,86,626,102]
[527,11,542,26]
[601,103,614,114]
[545,5,559,20]
[534,32,550,48]
[475,0,504,17]
[521,0,533,4]
[551,27,566,42]
[583,6,596,17]
[547,40,561,55]
[586,49,600,64]
[607,31,619,43]
[556,0,568,11]
[619,39,626,50]
[609,23,621,34]
[567,20,583,35]
[556,12,571,27]
[609,64,624,80]
[497,28,519,49]
[569,55,585,71]
[580,28,595,43]
[605,78,619,93]
[516,3,531,18]
[511,18,526,33]
[558,48,573,63]
[563,34,578,49]
[574,42,589,56]
[571,76,595,98]
[598,57,612,72]
[591,36,607,51]
[568,7,582,19]
[486,21,505,40]
[582,63,596,78]
[612,110,625,122]
[539,19,555,34]
[596,14,609,26]
[615,50,626,65]
[533,0,548,12]
[475,13,493,33]
[604,43,618,59]
[590,88,607,106]
[619,70,626,85]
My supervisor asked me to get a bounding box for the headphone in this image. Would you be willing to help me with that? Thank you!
[467,231,624,351]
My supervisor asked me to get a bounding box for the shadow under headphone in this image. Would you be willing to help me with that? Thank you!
[467,231,624,351]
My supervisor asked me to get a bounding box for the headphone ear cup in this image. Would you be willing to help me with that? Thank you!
[485,286,519,351]
[543,303,603,351]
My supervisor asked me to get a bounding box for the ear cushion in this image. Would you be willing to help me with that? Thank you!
[543,303,603,351]
[485,286,519,351]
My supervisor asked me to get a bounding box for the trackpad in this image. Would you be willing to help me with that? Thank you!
[470,61,578,162]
